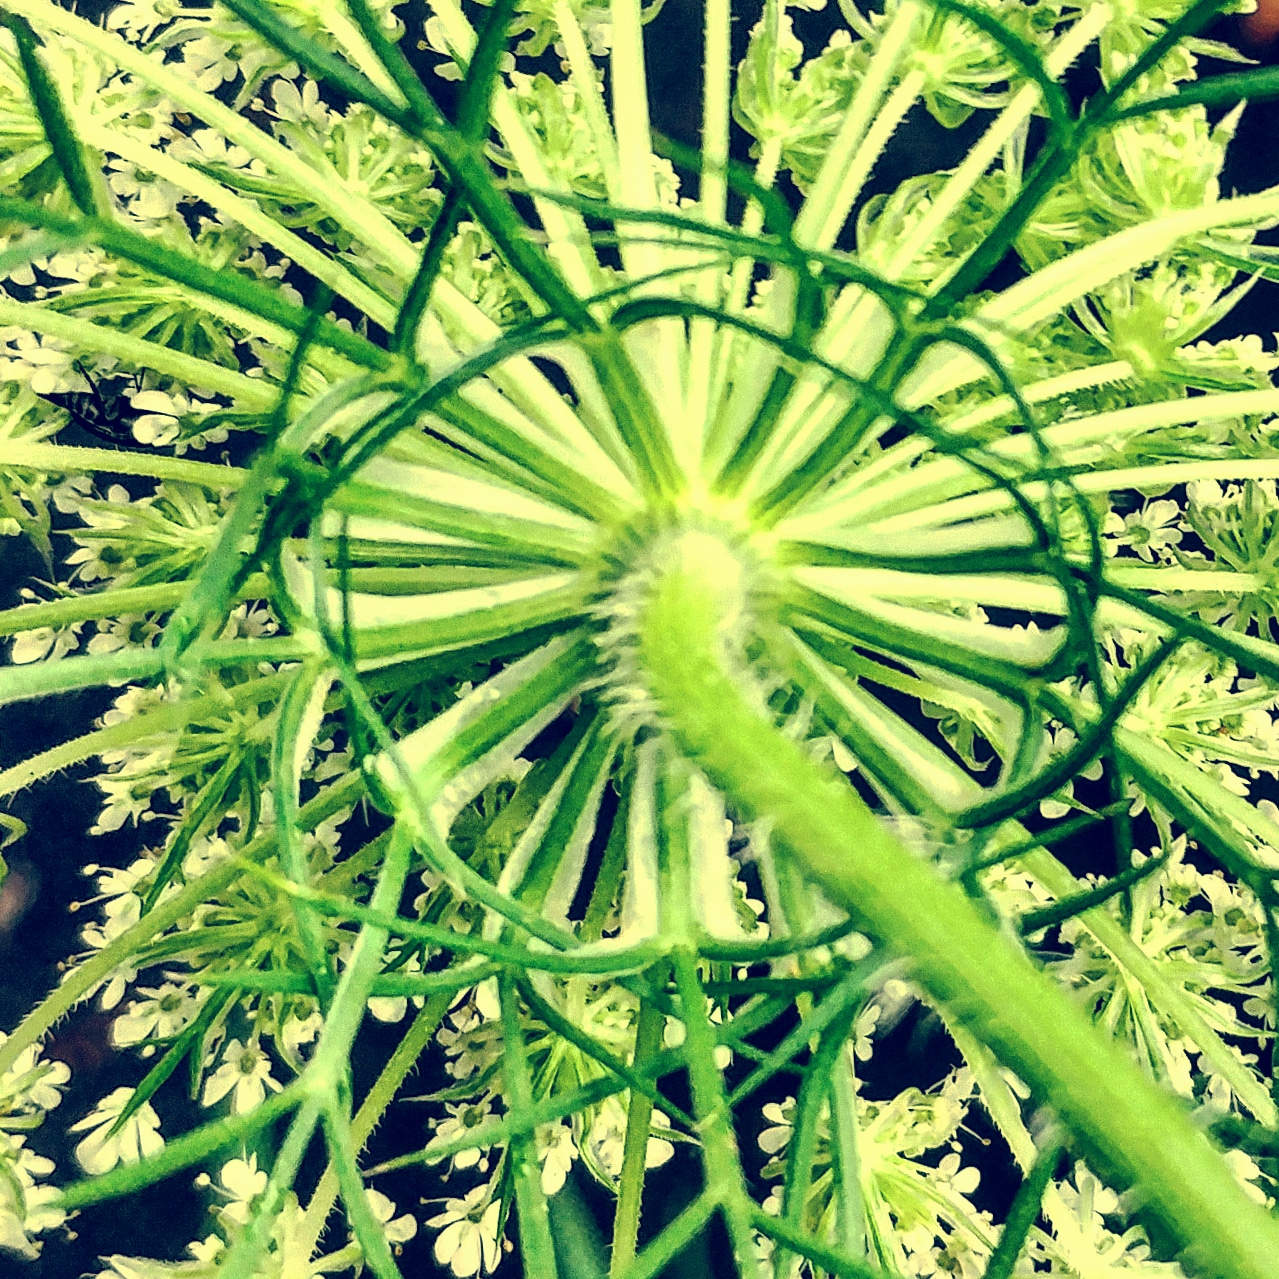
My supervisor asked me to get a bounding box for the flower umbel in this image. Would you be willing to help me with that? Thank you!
[4,2,1279,1279]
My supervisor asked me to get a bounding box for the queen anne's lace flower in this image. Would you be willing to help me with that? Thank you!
[69,1087,163,1176]
[6,3,1279,1277]
[427,1185,503,1278]
[201,1040,283,1114]
[111,983,201,1047]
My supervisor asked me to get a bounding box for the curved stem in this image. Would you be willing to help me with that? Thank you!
[634,530,1279,1279]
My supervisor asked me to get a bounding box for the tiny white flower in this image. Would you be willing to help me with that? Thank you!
[10,627,58,664]
[69,1087,164,1175]
[583,1094,673,1179]
[50,474,93,514]
[537,1122,576,1195]
[1224,1148,1271,1207]
[758,1099,793,1155]
[8,613,81,665]
[270,78,330,128]
[366,1188,417,1245]
[170,128,258,172]
[368,992,410,1023]
[106,0,179,38]
[111,984,199,1047]
[180,35,238,91]
[278,1007,324,1059]
[219,603,278,640]
[181,833,234,879]
[0,1036,71,1112]
[427,1184,502,1278]
[86,613,161,656]
[201,1040,283,1114]
[216,1153,268,1225]
[1116,499,1184,562]
[430,1100,493,1172]
[127,389,187,447]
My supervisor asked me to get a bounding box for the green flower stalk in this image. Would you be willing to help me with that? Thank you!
[5,1,1279,1278]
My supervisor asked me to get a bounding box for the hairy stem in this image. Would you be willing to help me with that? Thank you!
[635,529,1279,1279]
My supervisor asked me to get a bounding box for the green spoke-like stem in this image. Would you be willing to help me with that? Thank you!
[0,295,279,406]
[0,443,247,488]
[297,993,453,1257]
[499,972,561,1278]
[609,995,668,1276]
[670,947,764,1279]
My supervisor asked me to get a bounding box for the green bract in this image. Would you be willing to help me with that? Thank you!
[4,1,1279,1277]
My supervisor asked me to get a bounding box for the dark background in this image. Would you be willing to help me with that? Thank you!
[2,2,1279,1275]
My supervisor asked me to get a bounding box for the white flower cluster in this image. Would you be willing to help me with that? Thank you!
[0,1034,68,1259]
[92,1153,415,1279]
[758,1064,994,1279]
[420,975,680,1275]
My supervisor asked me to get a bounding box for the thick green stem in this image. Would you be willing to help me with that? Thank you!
[634,530,1279,1279]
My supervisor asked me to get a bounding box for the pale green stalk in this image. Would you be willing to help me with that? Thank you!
[0,441,247,487]
[915,3,1110,286]
[607,0,687,460]
[0,574,288,641]
[717,62,926,497]
[797,636,1279,1127]
[500,971,561,1277]
[609,997,665,1276]
[683,0,732,469]
[671,948,765,1279]
[800,358,1136,519]
[906,184,1279,407]
[795,386,1279,537]
[793,0,923,252]
[0,295,278,406]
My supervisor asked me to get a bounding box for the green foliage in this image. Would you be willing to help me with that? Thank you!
[5,2,1279,1278]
